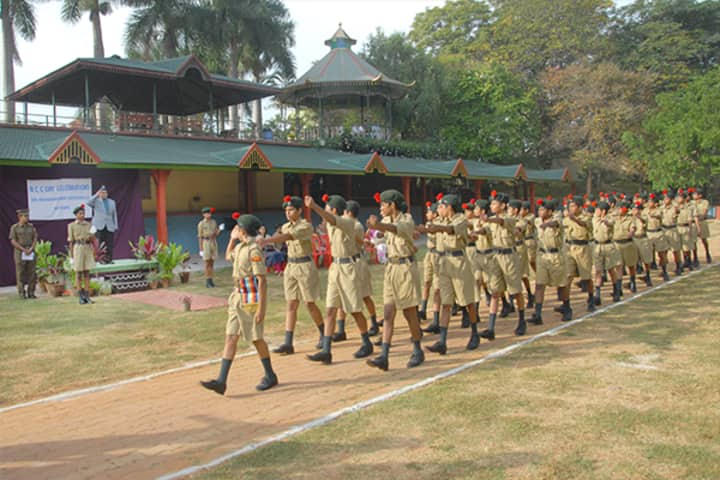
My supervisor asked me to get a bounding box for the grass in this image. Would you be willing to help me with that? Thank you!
[193,266,720,480]
[0,257,396,406]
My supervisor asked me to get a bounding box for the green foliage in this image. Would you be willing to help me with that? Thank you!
[129,235,162,261]
[317,132,457,161]
[34,240,52,279]
[155,242,190,280]
[627,67,720,188]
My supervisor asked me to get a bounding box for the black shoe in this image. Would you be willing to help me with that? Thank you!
[586,300,595,313]
[27,293,37,299]
[422,323,440,334]
[675,268,682,277]
[315,338,323,350]
[514,323,527,336]
[644,276,652,287]
[553,305,565,313]
[662,271,670,281]
[612,293,621,302]
[418,309,427,321]
[562,308,573,322]
[693,259,700,269]
[205,279,211,288]
[19,291,26,299]
[84,291,94,304]
[500,304,510,318]
[366,355,389,371]
[78,290,88,304]
[630,281,637,293]
[307,351,332,364]
[367,324,379,336]
[273,343,294,355]
[527,294,535,309]
[426,341,447,355]
[374,337,383,346]
[256,374,278,391]
[353,343,374,359]
[200,379,227,395]
[407,350,425,368]
[594,295,601,306]
[209,278,216,288]
[466,333,480,350]
[479,329,495,340]
[651,261,658,270]
[528,313,543,325]
[332,331,347,342]
[461,313,470,329]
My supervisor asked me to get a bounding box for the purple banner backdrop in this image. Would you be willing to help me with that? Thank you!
[0,166,145,286]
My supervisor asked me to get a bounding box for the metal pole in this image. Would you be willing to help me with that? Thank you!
[152,82,158,131]
[23,102,27,124]
[208,88,214,135]
[319,97,324,140]
[51,90,57,127]
[84,73,90,128]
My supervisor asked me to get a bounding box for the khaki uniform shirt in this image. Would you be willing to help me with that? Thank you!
[327,215,358,259]
[695,199,710,220]
[437,213,468,252]
[230,239,265,304]
[473,218,493,251]
[613,215,634,241]
[281,218,313,258]
[563,214,593,242]
[351,220,366,256]
[488,214,516,249]
[633,214,647,237]
[592,216,614,243]
[9,222,38,262]
[537,219,563,250]
[677,203,692,227]
[646,208,662,231]
[661,204,679,227]
[67,220,93,243]
[523,214,537,241]
[197,219,218,239]
[385,214,416,258]
[514,215,528,245]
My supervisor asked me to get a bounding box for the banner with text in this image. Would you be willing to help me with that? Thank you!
[27,178,93,220]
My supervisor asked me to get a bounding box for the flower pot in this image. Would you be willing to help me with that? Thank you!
[149,280,159,289]
[179,271,190,284]
[183,302,191,312]
[48,282,66,297]
[161,278,171,288]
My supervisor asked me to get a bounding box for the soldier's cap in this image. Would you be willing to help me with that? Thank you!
[537,198,555,210]
[462,198,476,211]
[282,195,303,209]
[521,200,530,210]
[569,195,584,206]
[99,185,107,192]
[587,194,596,202]
[426,201,439,213]
[346,200,360,217]
[597,201,610,211]
[607,195,617,204]
[586,205,596,214]
[16,208,29,216]
[379,189,405,207]
[73,204,86,214]
[438,193,462,211]
[508,199,522,209]
[662,188,675,199]
[476,199,490,210]
[323,194,347,213]
[620,200,632,210]
[400,201,408,213]
[632,201,644,210]
[490,191,509,204]
[235,214,262,236]
[201,207,216,214]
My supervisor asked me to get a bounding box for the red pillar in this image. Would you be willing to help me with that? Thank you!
[345,175,353,199]
[151,170,171,245]
[474,179,484,199]
[529,182,536,214]
[301,173,313,221]
[244,171,255,213]
[402,176,412,210]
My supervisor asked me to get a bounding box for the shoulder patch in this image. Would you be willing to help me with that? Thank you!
[250,255,263,262]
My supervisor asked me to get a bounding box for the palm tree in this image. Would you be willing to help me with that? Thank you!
[60,0,113,58]
[1,0,37,123]
[123,0,192,60]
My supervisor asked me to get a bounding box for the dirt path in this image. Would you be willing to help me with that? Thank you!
[1,237,717,480]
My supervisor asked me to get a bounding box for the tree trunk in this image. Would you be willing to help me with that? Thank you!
[91,8,106,129]
[228,46,239,136]
[253,72,262,139]
[1,0,16,123]
[585,169,592,196]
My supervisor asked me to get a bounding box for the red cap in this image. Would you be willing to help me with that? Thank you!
[634,201,642,207]
[662,189,668,195]
[469,198,476,204]
[425,201,432,208]
[620,206,629,213]
[536,199,543,206]
[462,203,469,210]
[231,212,240,220]
[321,194,329,202]
[649,193,656,199]
[591,200,598,207]
[435,193,444,201]
[678,188,684,194]
[688,187,696,193]
[210,207,216,213]
[80,203,85,208]
[583,193,588,199]
[283,195,291,202]
[490,190,497,198]
[373,192,381,204]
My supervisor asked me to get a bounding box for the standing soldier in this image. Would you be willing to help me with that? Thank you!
[365,190,425,371]
[563,196,596,312]
[472,199,495,308]
[521,201,538,275]
[67,205,96,305]
[460,200,479,328]
[418,193,480,353]
[614,201,639,293]
[692,188,712,264]
[9,208,38,299]
[198,207,219,288]
[646,193,671,281]
[529,199,572,324]
[676,190,695,271]
[661,190,683,276]
[593,201,622,304]
[257,196,325,355]
[333,199,380,341]
[306,194,374,364]
[632,200,653,286]
[419,201,441,332]
[509,199,535,308]
[200,214,278,394]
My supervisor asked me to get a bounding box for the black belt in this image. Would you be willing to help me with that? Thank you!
[597,240,612,245]
[467,242,476,247]
[647,228,661,233]
[439,250,464,257]
[333,254,360,264]
[200,236,214,240]
[72,240,93,245]
[662,225,676,230]
[678,223,690,227]
[539,247,559,254]
[287,256,312,264]
[567,239,589,245]
[515,241,524,246]
[634,235,647,239]
[524,236,535,241]
[428,248,440,255]
[388,256,415,264]
[614,239,633,244]
[495,247,516,255]
[476,248,494,255]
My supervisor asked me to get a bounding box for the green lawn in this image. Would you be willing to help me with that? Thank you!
[195,267,720,480]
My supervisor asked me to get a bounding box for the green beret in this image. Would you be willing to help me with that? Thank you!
[509,199,522,209]
[236,214,262,236]
[282,195,303,209]
[491,192,509,204]
[597,201,610,211]
[586,205,595,214]
[632,201,643,210]
[439,194,462,212]
[662,189,674,199]
[379,189,405,206]
[346,200,360,217]
[476,199,489,211]
[73,205,85,215]
[569,196,584,206]
[521,201,530,210]
[16,208,29,216]
[426,202,438,213]
[201,207,212,214]
[325,194,347,214]
[400,201,408,213]
[587,194,596,202]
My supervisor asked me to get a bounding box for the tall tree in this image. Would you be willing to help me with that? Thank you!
[1,0,36,122]
[60,0,113,58]
[123,0,192,60]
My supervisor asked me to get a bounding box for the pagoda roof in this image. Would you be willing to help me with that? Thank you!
[280,25,413,105]
[7,55,280,115]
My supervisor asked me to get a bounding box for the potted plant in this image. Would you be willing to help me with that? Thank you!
[147,271,161,289]
[180,295,192,312]
[98,280,113,296]
[88,279,101,297]
[34,240,53,292]
[179,259,191,283]
[45,254,67,297]
[155,242,189,288]
[129,235,162,261]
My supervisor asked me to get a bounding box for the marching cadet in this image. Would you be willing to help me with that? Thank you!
[676,190,695,271]
[68,205,96,305]
[593,201,623,303]
[614,201,640,293]
[646,193,671,281]
[332,199,380,340]
[256,196,325,355]
[564,196,597,312]
[529,199,572,324]
[478,191,527,340]
[460,200,479,328]
[419,201,441,332]
[418,193,480,353]
[472,199,495,307]
[306,194,374,364]
[632,200,653,286]
[9,208,38,299]
[509,199,535,308]
[661,190,684,276]
[692,188,712,263]
[201,214,278,394]
[521,201,538,274]
[198,207,219,288]
[365,190,425,371]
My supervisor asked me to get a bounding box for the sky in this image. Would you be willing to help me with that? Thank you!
[5,0,445,122]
